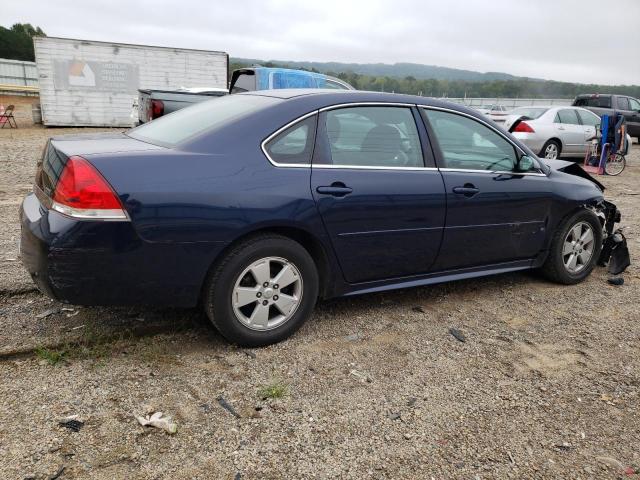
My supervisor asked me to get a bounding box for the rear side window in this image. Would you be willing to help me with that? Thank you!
[617,97,630,110]
[423,109,518,171]
[264,115,317,165]
[555,109,580,125]
[128,95,276,147]
[325,107,423,168]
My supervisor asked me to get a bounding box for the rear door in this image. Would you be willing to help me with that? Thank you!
[421,107,553,271]
[310,104,446,284]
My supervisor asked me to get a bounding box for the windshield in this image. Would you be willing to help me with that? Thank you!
[128,94,278,147]
[511,107,548,120]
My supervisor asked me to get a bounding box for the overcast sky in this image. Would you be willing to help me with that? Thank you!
[5,0,639,85]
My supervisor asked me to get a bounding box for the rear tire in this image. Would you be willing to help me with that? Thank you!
[203,234,319,347]
[540,209,602,284]
[540,140,561,160]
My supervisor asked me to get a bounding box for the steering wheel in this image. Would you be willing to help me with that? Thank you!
[394,151,411,166]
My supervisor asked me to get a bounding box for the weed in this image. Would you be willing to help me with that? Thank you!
[35,346,67,366]
[258,381,288,399]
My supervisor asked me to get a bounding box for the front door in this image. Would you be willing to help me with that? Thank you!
[555,109,586,155]
[576,108,601,154]
[311,105,446,284]
[421,107,553,271]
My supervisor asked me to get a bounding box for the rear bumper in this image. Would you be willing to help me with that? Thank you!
[20,192,225,307]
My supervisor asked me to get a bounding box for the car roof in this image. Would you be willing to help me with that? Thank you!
[241,88,475,109]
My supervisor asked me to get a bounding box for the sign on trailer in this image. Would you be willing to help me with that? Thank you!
[34,37,228,127]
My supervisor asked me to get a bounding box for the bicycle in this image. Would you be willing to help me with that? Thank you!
[584,134,626,176]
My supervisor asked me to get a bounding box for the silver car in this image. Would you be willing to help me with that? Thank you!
[504,106,600,159]
[475,104,510,123]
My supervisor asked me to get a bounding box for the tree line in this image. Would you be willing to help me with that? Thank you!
[0,23,45,62]
[230,61,640,99]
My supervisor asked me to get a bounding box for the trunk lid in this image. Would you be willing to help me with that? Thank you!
[35,132,163,200]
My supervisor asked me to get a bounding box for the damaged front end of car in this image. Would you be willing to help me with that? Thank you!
[545,158,630,275]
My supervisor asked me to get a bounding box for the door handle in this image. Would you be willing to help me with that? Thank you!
[557,126,566,130]
[452,184,479,197]
[316,183,353,197]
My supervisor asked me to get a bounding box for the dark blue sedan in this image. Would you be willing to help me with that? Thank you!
[20,90,621,346]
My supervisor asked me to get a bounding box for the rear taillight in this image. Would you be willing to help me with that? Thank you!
[513,121,535,133]
[51,156,128,220]
[150,99,164,120]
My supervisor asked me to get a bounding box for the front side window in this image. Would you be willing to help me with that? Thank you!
[577,109,600,127]
[264,115,317,165]
[422,109,519,171]
[555,109,580,125]
[629,98,640,111]
[325,107,423,168]
[231,73,256,93]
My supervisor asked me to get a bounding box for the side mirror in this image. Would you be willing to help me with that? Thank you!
[517,155,536,172]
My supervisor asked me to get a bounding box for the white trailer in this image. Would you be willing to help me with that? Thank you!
[34,37,228,127]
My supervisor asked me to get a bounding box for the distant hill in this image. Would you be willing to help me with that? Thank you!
[230,57,640,99]
[232,58,545,83]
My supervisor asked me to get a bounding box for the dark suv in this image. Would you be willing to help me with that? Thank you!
[573,94,640,140]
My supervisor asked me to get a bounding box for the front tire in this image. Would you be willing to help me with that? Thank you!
[540,139,561,160]
[540,210,602,284]
[203,234,319,347]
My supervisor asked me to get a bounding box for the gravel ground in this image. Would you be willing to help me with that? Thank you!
[0,127,639,479]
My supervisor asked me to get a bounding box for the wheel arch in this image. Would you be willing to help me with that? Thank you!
[541,137,563,156]
[199,225,334,304]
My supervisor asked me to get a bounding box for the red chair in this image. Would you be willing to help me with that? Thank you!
[0,105,17,129]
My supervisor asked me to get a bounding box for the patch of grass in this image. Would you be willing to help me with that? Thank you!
[35,346,67,366]
[258,381,288,400]
[33,324,126,366]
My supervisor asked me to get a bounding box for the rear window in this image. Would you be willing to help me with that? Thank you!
[575,96,612,108]
[128,95,277,147]
[511,107,548,120]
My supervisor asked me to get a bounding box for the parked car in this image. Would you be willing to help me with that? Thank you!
[21,90,621,346]
[137,87,228,124]
[573,94,640,141]
[475,104,510,123]
[504,106,604,159]
[138,67,354,124]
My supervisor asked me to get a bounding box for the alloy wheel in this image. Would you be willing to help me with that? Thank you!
[544,143,559,159]
[231,256,303,331]
[562,222,595,274]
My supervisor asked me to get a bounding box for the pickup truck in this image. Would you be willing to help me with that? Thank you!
[573,94,640,141]
[137,87,228,124]
[137,67,354,124]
